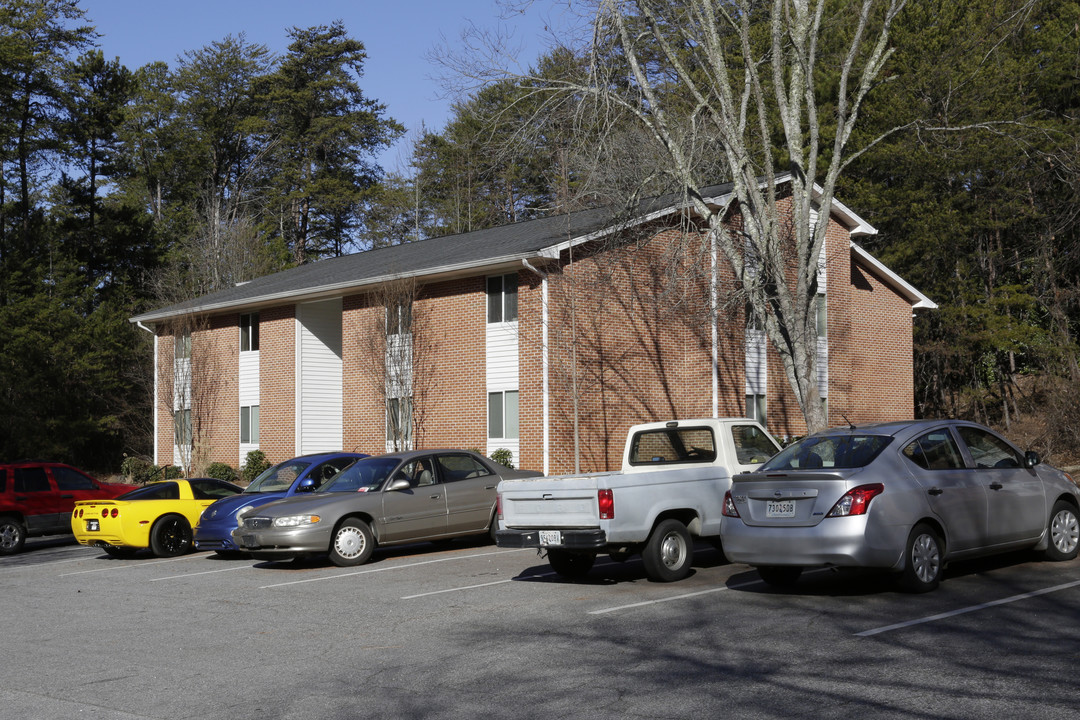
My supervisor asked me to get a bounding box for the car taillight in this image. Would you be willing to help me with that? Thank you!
[598,489,614,519]
[102,509,108,518]
[110,508,118,518]
[722,491,740,518]
[826,483,884,517]
[496,493,503,520]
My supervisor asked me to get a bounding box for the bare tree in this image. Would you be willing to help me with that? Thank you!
[155,314,222,476]
[353,277,439,451]
[447,0,917,432]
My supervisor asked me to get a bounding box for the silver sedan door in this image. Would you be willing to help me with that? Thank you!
[955,426,1046,546]
[437,454,498,534]
[379,457,449,542]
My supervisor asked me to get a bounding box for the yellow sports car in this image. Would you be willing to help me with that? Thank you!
[71,478,242,558]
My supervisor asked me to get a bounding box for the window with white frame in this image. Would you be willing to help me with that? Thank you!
[488,390,519,439]
[175,331,191,359]
[746,394,766,424]
[386,397,413,449]
[174,408,191,448]
[487,274,518,323]
[240,312,259,352]
[240,405,259,444]
[816,293,827,338]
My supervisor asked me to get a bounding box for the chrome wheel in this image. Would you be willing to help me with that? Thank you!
[898,523,943,593]
[329,519,375,567]
[1046,502,1080,561]
[659,531,688,570]
[642,519,693,582]
[911,532,941,584]
[334,526,367,559]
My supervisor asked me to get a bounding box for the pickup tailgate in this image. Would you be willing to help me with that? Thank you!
[498,472,613,528]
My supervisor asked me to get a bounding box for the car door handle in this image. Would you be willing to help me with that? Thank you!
[61,494,74,498]
[928,487,944,496]
[430,494,442,500]
[485,485,497,490]
[989,482,1003,490]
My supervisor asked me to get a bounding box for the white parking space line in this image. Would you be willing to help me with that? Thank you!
[258,548,530,589]
[588,577,768,615]
[57,552,214,577]
[856,579,1080,637]
[401,569,558,599]
[150,565,255,581]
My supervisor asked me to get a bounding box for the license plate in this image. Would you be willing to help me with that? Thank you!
[240,535,258,548]
[766,500,796,518]
[86,519,99,531]
[538,530,562,546]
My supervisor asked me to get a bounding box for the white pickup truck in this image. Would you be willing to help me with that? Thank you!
[495,418,781,582]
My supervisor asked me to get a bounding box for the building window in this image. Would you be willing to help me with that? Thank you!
[175,331,191,359]
[488,390,519,438]
[746,394,766,424]
[487,274,518,323]
[240,405,260,444]
[387,397,412,449]
[240,312,259,352]
[174,408,191,448]
[816,293,827,338]
[386,301,412,336]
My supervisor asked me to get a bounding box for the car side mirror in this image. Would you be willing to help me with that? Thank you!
[296,478,317,493]
[386,477,411,492]
[1024,451,1040,469]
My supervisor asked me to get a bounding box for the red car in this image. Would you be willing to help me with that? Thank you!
[0,462,137,554]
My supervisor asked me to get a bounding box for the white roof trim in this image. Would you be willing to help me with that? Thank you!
[850,242,937,309]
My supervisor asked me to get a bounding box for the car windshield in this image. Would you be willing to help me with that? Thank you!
[760,434,892,471]
[319,457,401,493]
[245,461,312,493]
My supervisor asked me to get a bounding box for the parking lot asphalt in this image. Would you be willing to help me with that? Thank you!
[3,536,1079,720]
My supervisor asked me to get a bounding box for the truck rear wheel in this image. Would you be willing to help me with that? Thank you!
[642,519,693,582]
[547,549,595,579]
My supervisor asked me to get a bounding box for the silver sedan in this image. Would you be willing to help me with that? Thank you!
[233,450,541,567]
[720,420,1080,592]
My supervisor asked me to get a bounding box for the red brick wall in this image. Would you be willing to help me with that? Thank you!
[258,305,296,465]
[150,212,917,476]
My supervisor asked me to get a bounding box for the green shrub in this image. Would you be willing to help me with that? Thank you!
[120,455,154,484]
[205,462,238,483]
[241,450,271,484]
[489,448,515,469]
[164,465,183,479]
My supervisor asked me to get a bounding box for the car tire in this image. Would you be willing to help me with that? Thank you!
[641,518,693,582]
[0,516,27,555]
[547,549,595,578]
[1045,500,1079,562]
[149,515,193,557]
[103,545,138,559]
[897,523,943,593]
[487,513,499,544]
[329,518,375,567]
[757,566,803,588]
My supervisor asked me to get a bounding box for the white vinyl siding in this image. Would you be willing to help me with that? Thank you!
[486,291,519,465]
[238,350,260,464]
[297,299,343,454]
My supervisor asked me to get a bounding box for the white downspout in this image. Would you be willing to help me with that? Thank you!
[710,229,719,418]
[136,322,159,465]
[522,259,550,475]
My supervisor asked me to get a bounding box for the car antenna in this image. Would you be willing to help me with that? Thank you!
[840,413,856,430]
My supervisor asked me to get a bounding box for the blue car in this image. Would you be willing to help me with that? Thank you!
[194,452,367,556]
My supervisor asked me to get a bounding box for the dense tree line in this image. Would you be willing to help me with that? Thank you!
[2,0,1078,470]
[0,0,400,468]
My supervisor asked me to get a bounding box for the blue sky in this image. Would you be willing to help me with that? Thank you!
[81,0,576,170]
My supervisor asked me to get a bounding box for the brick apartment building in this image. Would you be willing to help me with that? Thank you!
[131,181,935,475]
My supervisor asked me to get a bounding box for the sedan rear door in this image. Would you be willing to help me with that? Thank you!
[901,428,985,553]
[436,453,498,534]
